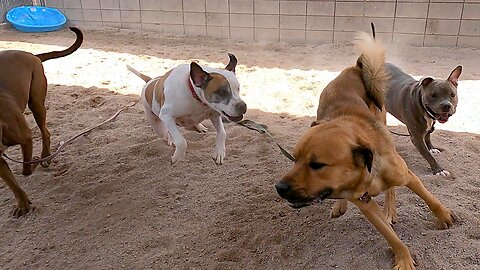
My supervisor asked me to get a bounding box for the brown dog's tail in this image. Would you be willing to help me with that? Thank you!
[35,27,83,62]
[126,65,152,83]
[355,31,387,110]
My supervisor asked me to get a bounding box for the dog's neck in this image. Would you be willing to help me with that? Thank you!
[188,79,208,106]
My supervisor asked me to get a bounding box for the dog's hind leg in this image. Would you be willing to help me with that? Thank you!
[330,199,349,218]
[384,188,398,225]
[28,66,51,167]
[0,157,32,218]
[143,105,172,145]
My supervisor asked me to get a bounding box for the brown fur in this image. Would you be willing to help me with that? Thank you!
[0,27,82,217]
[277,33,455,270]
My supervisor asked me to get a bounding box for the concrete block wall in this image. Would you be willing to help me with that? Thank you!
[44,0,480,47]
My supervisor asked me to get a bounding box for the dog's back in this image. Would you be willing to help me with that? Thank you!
[316,32,387,124]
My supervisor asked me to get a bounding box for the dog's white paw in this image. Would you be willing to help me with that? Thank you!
[429,148,441,154]
[171,150,186,164]
[212,145,225,165]
[435,170,450,177]
[195,123,208,133]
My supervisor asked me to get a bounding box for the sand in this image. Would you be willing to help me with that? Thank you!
[0,27,479,270]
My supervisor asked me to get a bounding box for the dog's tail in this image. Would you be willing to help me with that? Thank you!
[355,30,387,110]
[126,64,152,83]
[35,27,83,62]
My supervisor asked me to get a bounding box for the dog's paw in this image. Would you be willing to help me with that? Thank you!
[195,123,208,133]
[13,200,34,218]
[384,207,398,225]
[393,256,416,270]
[330,200,348,218]
[170,150,186,165]
[429,148,441,154]
[435,207,456,229]
[212,145,226,165]
[434,170,450,177]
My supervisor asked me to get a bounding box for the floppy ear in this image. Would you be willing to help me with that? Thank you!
[447,65,462,87]
[190,62,212,88]
[225,53,237,73]
[352,146,373,173]
[420,77,434,88]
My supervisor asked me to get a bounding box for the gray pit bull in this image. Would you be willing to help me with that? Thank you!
[385,63,462,176]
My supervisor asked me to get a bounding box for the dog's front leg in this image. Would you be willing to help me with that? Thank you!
[351,198,416,270]
[409,132,448,176]
[160,114,187,164]
[210,114,226,165]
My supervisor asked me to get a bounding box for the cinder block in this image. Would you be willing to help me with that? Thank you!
[68,20,84,26]
[141,11,161,23]
[365,2,395,18]
[367,17,394,33]
[424,35,458,47]
[280,1,306,15]
[83,21,103,27]
[81,0,100,9]
[83,9,102,21]
[280,15,306,30]
[141,23,163,32]
[184,0,206,12]
[163,24,185,35]
[230,27,254,41]
[306,16,334,31]
[306,30,333,44]
[100,0,120,10]
[333,31,356,43]
[121,10,141,23]
[428,3,462,19]
[206,0,229,13]
[206,13,229,26]
[64,8,83,21]
[334,17,368,32]
[397,0,428,2]
[230,0,253,14]
[254,0,279,14]
[335,2,364,17]
[463,4,480,20]
[255,28,279,42]
[207,26,230,38]
[457,36,480,47]
[185,25,207,36]
[230,14,253,27]
[394,18,426,34]
[184,12,206,25]
[280,29,306,43]
[426,19,460,35]
[63,0,81,8]
[255,14,279,28]
[120,0,140,10]
[393,33,424,46]
[307,2,334,16]
[121,22,141,29]
[141,0,161,11]
[101,10,121,22]
[103,22,121,28]
[46,0,64,8]
[395,3,428,18]
[161,11,183,24]
[460,20,480,36]
[430,0,462,2]
[159,0,182,11]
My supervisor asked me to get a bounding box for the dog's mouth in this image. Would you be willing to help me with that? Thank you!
[222,111,244,122]
[426,106,452,123]
[286,188,333,209]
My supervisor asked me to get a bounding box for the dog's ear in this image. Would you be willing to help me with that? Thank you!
[352,146,373,172]
[447,65,462,87]
[190,62,212,88]
[420,77,434,87]
[225,53,237,73]
[311,121,318,127]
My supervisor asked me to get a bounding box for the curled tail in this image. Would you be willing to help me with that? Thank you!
[35,27,83,62]
[126,65,152,83]
[355,30,387,110]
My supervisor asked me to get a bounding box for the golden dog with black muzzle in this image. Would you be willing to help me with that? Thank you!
[275,33,455,270]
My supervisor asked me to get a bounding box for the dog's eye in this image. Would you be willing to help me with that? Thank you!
[431,93,437,98]
[309,162,326,170]
[451,93,456,98]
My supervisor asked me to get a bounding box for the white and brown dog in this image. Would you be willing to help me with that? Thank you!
[127,54,247,164]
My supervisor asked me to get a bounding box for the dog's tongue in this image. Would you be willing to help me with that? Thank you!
[437,113,449,123]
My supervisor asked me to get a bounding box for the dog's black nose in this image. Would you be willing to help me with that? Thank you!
[275,181,291,198]
[236,101,247,114]
[441,102,452,112]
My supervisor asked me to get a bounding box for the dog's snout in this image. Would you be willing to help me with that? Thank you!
[441,102,452,112]
[236,101,247,114]
[275,181,292,198]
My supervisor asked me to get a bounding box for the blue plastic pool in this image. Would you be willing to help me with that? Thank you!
[6,6,67,33]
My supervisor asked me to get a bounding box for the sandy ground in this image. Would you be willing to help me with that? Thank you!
[0,27,479,270]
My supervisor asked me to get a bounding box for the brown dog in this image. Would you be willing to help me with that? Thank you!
[275,33,455,270]
[0,27,83,217]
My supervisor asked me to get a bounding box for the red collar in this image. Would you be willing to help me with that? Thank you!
[188,79,207,105]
